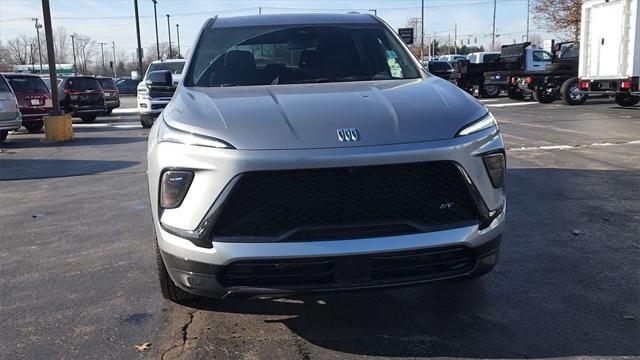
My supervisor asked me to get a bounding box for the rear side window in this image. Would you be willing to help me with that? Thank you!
[97,78,117,89]
[467,54,477,63]
[483,54,500,62]
[66,77,101,91]
[0,76,10,92]
[6,76,49,93]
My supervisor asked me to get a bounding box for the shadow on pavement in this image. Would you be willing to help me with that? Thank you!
[0,159,141,180]
[0,136,146,148]
[177,168,640,358]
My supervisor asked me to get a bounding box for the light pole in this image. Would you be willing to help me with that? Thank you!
[526,0,530,42]
[112,41,117,78]
[176,24,181,57]
[421,0,425,62]
[70,34,77,74]
[152,0,160,60]
[134,0,143,76]
[166,14,172,59]
[369,9,377,16]
[31,17,44,72]
[99,42,107,75]
[491,0,497,50]
[41,0,60,115]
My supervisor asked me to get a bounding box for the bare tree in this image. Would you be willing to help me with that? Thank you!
[6,35,34,65]
[528,33,544,48]
[74,35,97,73]
[53,26,70,64]
[533,0,581,41]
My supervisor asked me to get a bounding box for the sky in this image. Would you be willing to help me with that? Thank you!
[0,0,556,58]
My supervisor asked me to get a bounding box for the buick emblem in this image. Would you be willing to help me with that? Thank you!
[337,128,360,142]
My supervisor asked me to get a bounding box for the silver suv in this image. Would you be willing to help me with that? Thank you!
[0,74,21,143]
[147,14,506,301]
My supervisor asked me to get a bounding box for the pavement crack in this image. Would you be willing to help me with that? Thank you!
[160,310,197,360]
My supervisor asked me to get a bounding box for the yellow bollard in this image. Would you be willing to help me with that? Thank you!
[44,114,73,142]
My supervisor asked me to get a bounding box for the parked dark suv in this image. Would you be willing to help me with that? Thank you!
[2,73,52,132]
[58,76,106,122]
[96,77,120,115]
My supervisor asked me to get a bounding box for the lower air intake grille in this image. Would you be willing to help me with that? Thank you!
[212,161,478,242]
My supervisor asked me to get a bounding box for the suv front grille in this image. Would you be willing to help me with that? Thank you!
[218,245,475,289]
[211,161,479,242]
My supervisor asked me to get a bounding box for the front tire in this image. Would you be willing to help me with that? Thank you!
[561,78,588,105]
[507,86,525,100]
[104,109,113,115]
[24,121,44,132]
[81,115,97,123]
[480,85,500,98]
[140,114,154,128]
[615,94,640,107]
[154,234,197,302]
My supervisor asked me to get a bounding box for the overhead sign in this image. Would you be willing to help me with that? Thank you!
[398,28,414,45]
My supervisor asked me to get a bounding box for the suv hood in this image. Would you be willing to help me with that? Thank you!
[164,77,487,150]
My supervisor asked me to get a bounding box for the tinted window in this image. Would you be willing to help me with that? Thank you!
[6,76,49,93]
[467,54,477,63]
[187,25,421,87]
[66,77,101,91]
[0,76,10,92]
[429,62,453,71]
[532,51,552,62]
[148,62,185,75]
[559,45,579,59]
[483,53,500,62]
[97,78,117,89]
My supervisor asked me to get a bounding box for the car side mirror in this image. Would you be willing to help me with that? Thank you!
[145,70,172,87]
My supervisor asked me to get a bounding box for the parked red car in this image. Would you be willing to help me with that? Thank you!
[2,73,52,132]
[96,77,120,115]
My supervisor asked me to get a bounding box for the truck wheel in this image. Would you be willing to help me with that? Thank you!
[480,85,500,98]
[507,87,525,100]
[561,78,588,105]
[24,121,44,133]
[615,94,640,107]
[154,232,197,302]
[0,130,7,142]
[81,115,97,123]
[532,86,555,104]
[140,115,154,128]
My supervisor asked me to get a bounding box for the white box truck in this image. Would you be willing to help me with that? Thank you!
[579,0,640,106]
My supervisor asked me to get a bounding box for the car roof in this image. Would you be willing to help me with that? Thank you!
[150,59,186,64]
[211,13,378,28]
[1,72,41,78]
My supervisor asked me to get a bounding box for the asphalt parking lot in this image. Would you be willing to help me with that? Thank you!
[0,95,638,359]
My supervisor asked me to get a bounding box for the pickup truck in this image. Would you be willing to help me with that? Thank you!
[484,42,586,104]
[451,42,552,98]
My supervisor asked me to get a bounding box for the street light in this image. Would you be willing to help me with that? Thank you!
[176,24,181,57]
[31,17,43,72]
[70,34,77,74]
[134,0,143,77]
[99,42,107,75]
[368,9,377,16]
[166,14,172,59]
[152,0,160,60]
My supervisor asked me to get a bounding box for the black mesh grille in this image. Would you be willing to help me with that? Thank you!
[212,161,478,242]
[218,245,475,289]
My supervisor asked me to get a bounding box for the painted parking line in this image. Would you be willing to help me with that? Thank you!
[508,140,640,152]
[486,102,538,108]
[112,108,138,114]
[478,98,503,102]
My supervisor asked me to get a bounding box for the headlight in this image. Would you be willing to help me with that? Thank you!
[158,119,234,149]
[456,112,498,137]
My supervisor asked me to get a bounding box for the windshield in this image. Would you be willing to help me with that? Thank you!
[147,62,185,75]
[186,24,421,87]
[6,76,49,93]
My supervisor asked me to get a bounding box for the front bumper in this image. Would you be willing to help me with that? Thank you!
[105,99,120,110]
[138,96,170,116]
[148,122,506,298]
[0,112,22,131]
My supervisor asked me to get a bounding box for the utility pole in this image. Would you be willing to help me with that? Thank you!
[41,0,60,114]
[112,41,117,78]
[491,0,497,50]
[134,0,143,77]
[526,0,530,42]
[152,0,160,60]
[31,17,44,72]
[70,34,77,74]
[176,24,181,57]
[166,14,172,59]
[454,23,457,54]
[369,9,377,16]
[420,0,425,63]
[99,42,107,76]
[259,7,262,14]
